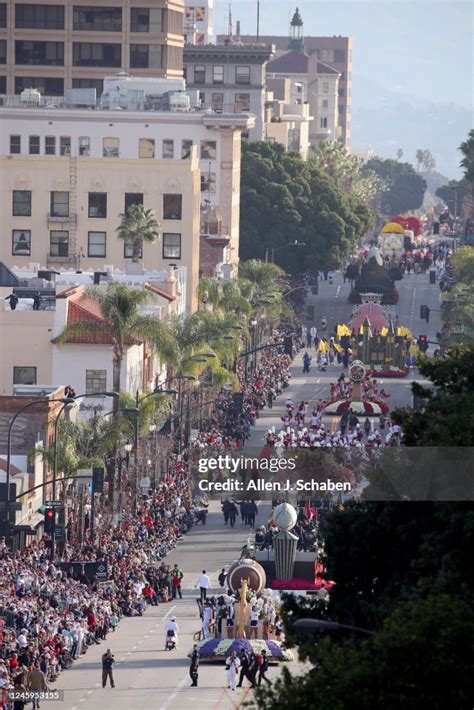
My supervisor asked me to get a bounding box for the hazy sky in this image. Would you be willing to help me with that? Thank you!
[215,0,473,107]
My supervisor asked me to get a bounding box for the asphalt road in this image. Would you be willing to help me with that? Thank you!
[49,501,296,710]
[248,268,442,446]
[48,270,441,710]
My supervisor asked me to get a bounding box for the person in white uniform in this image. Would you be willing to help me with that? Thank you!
[225,651,241,691]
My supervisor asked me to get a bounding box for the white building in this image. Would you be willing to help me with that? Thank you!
[184,0,214,44]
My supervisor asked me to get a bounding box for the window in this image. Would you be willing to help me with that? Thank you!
[103,137,119,157]
[181,139,193,159]
[211,93,224,111]
[88,193,107,218]
[0,76,5,93]
[130,44,162,69]
[79,137,90,156]
[212,65,224,84]
[73,6,122,32]
[49,230,69,256]
[323,82,329,93]
[13,367,37,386]
[194,65,206,84]
[29,136,40,155]
[320,117,328,129]
[44,136,55,155]
[50,191,69,217]
[131,8,163,32]
[60,136,71,156]
[235,66,250,85]
[12,230,31,256]
[10,136,21,154]
[162,139,174,159]
[86,369,107,395]
[163,233,181,259]
[73,43,121,68]
[88,231,106,257]
[0,40,5,65]
[15,76,64,95]
[15,41,64,66]
[322,99,328,109]
[338,104,345,116]
[139,138,155,158]
[338,88,344,98]
[334,50,346,63]
[124,193,144,214]
[163,194,182,220]
[200,173,216,193]
[13,191,31,217]
[15,4,64,30]
[200,140,217,160]
[124,242,142,259]
[0,4,5,28]
[235,93,250,111]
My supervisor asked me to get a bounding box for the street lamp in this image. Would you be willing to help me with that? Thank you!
[52,391,119,500]
[265,240,306,263]
[292,618,374,636]
[4,395,75,545]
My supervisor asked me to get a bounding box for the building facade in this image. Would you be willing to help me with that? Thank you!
[266,51,340,146]
[183,0,213,45]
[183,43,274,141]
[218,11,352,145]
[0,0,184,97]
[0,101,253,307]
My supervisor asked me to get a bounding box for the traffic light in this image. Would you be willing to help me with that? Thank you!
[232,392,244,415]
[44,507,56,535]
[433,221,440,235]
[92,467,104,494]
[418,335,428,353]
[420,305,430,322]
[284,335,293,356]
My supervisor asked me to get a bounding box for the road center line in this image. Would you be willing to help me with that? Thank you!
[158,674,188,710]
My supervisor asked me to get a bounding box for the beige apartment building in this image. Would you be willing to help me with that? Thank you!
[0,0,184,97]
[0,102,252,308]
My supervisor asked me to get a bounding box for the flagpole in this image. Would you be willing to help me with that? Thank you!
[256,0,260,43]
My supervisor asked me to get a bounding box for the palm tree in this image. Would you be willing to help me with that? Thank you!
[396,148,403,160]
[116,204,160,262]
[56,283,170,414]
[459,130,474,219]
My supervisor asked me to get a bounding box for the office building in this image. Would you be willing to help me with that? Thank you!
[0,0,184,97]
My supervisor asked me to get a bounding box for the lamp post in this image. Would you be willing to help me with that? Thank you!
[4,396,72,547]
[265,240,306,263]
[177,353,216,454]
[292,618,374,636]
[52,391,118,500]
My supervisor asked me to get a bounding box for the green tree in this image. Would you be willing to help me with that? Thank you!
[239,142,374,272]
[116,204,160,262]
[459,129,474,182]
[253,594,474,710]
[363,157,426,215]
[392,347,474,445]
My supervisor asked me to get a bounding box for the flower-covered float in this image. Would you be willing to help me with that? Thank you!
[189,638,294,663]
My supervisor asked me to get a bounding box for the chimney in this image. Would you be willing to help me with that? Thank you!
[236,21,241,43]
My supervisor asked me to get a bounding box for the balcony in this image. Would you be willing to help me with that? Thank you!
[47,213,77,225]
[200,204,230,246]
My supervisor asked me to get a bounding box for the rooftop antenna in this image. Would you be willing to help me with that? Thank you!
[228,3,233,43]
[256,0,260,43]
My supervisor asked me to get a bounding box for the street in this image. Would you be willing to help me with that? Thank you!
[49,501,302,710]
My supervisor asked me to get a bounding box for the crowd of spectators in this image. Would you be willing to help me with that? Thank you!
[0,463,195,709]
[191,333,292,453]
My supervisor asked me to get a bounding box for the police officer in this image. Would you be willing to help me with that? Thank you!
[189,644,199,687]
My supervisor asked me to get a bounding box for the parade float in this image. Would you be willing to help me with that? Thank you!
[349,245,401,304]
[189,557,295,663]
